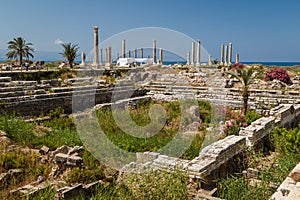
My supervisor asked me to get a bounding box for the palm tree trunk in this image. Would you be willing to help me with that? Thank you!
[19,53,23,70]
[242,87,249,115]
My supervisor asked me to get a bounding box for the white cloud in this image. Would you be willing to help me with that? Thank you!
[55,39,64,45]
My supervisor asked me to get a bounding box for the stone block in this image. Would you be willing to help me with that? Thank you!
[247,168,259,179]
[62,184,84,200]
[68,146,84,157]
[55,153,68,163]
[40,146,50,155]
[67,155,83,166]
[55,145,70,154]
[84,181,104,197]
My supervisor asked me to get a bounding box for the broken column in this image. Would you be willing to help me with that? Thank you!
[93,26,99,66]
[191,42,195,66]
[196,40,201,66]
[80,52,86,66]
[220,44,225,66]
[122,40,126,58]
[209,55,212,65]
[235,53,240,64]
[159,48,163,64]
[229,43,233,65]
[153,40,157,64]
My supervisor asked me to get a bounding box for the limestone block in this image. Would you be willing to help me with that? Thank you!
[67,155,83,166]
[68,146,84,157]
[39,146,50,155]
[61,184,84,200]
[55,153,68,163]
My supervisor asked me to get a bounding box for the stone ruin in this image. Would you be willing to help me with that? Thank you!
[1,66,300,199]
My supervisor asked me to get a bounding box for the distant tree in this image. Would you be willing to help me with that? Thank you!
[226,66,259,115]
[6,37,34,67]
[60,43,79,68]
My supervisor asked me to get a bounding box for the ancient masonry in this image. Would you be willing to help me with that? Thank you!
[122,104,300,186]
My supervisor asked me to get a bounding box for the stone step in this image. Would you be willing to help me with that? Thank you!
[0,77,11,82]
[0,86,25,93]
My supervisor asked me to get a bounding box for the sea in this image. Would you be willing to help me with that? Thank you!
[164,61,300,67]
[1,60,300,67]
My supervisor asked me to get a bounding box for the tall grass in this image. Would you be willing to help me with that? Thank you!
[96,100,209,159]
[0,113,82,149]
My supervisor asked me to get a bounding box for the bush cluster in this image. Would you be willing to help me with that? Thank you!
[264,68,292,85]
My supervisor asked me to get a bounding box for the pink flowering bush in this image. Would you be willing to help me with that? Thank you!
[222,109,260,136]
[231,62,245,70]
[264,68,292,85]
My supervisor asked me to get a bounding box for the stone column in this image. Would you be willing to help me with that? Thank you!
[93,26,99,66]
[235,53,239,64]
[105,48,108,66]
[116,53,119,60]
[225,45,229,66]
[100,48,103,66]
[122,40,126,58]
[229,43,233,65]
[134,48,137,58]
[80,52,86,66]
[196,40,201,66]
[187,51,190,65]
[109,46,112,65]
[209,55,212,65]
[128,50,131,58]
[159,48,163,64]
[140,48,143,58]
[221,44,225,66]
[153,40,157,64]
[105,47,112,67]
[191,42,195,65]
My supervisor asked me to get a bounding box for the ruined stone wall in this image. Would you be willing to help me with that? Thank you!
[148,85,300,111]
[0,88,147,116]
[126,104,300,187]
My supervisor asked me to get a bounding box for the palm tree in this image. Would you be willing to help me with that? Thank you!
[60,43,79,68]
[227,66,259,115]
[6,37,34,67]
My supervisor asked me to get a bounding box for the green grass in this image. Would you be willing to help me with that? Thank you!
[96,100,209,159]
[0,112,82,149]
[89,170,188,200]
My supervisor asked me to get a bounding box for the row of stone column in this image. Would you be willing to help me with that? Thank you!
[187,40,206,66]
[220,43,239,66]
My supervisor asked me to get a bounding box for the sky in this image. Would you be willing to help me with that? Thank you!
[0,0,300,62]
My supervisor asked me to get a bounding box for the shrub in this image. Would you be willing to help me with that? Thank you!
[264,68,292,85]
[245,110,261,125]
[231,62,245,70]
[272,125,300,154]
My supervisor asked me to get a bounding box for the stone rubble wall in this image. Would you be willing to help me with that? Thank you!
[124,104,300,187]
[147,84,300,112]
[0,76,147,116]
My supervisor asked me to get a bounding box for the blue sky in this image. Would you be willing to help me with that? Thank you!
[0,0,300,62]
